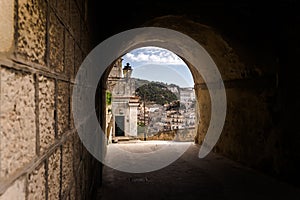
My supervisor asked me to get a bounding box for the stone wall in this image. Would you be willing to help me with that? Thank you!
[146,129,196,142]
[0,0,101,199]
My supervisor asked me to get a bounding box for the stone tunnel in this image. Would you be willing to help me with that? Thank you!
[0,0,300,199]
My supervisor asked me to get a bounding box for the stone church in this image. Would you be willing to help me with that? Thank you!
[107,60,139,139]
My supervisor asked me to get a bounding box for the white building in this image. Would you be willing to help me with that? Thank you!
[108,62,139,139]
[180,87,195,103]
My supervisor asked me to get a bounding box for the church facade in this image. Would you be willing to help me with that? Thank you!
[107,60,139,140]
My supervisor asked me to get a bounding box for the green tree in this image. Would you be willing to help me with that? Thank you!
[135,82,178,105]
[106,91,112,105]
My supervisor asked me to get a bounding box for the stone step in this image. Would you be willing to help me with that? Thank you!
[113,136,137,143]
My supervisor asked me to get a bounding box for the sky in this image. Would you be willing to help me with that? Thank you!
[122,46,194,88]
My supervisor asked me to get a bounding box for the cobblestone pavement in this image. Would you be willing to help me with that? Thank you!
[97,142,300,200]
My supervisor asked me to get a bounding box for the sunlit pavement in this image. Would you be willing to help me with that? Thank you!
[97,142,300,200]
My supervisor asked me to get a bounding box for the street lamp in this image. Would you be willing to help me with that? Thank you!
[122,62,132,80]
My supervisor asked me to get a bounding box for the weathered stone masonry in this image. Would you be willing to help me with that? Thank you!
[0,0,100,199]
[143,16,282,180]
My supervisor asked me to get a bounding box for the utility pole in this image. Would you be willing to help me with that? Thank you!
[177,101,179,130]
[143,93,147,141]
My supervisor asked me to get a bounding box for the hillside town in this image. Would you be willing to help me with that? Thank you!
[138,89,196,134]
[106,59,196,142]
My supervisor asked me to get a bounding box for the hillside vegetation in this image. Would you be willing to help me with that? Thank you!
[135,82,178,105]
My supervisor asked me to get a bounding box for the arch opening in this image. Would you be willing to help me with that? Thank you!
[73,27,226,173]
[101,46,199,146]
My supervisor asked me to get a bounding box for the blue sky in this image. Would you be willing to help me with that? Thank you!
[122,46,194,88]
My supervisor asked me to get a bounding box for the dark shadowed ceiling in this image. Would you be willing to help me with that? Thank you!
[86,0,300,83]
[87,0,299,48]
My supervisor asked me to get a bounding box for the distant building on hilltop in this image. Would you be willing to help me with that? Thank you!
[167,85,180,98]
[180,87,195,103]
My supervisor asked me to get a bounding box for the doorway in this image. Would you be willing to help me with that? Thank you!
[115,116,125,136]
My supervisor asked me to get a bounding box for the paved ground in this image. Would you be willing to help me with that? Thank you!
[97,141,300,200]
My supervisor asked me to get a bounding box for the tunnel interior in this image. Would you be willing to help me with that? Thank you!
[94,0,300,190]
[0,0,300,199]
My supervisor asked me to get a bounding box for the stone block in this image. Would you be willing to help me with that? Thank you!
[70,1,80,41]
[74,44,82,76]
[0,178,25,200]
[215,87,274,164]
[0,0,14,52]
[57,81,69,136]
[70,84,75,129]
[39,75,55,152]
[65,0,71,25]
[48,148,61,200]
[195,88,211,143]
[75,163,83,200]
[57,0,70,25]
[49,0,56,8]
[17,0,47,65]
[73,133,82,169]
[0,67,36,178]
[76,0,84,12]
[65,31,75,79]
[49,11,64,73]
[80,20,86,50]
[62,138,74,195]
[27,163,46,200]
[69,185,76,200]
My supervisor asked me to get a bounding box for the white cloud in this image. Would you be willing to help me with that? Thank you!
[124,46,185,65]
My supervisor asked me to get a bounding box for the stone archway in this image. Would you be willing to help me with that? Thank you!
[92,14,277,175]
[143,15,248,145]
[72,25,226,173]
[96,15,248,160]
[142,16,278,173]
